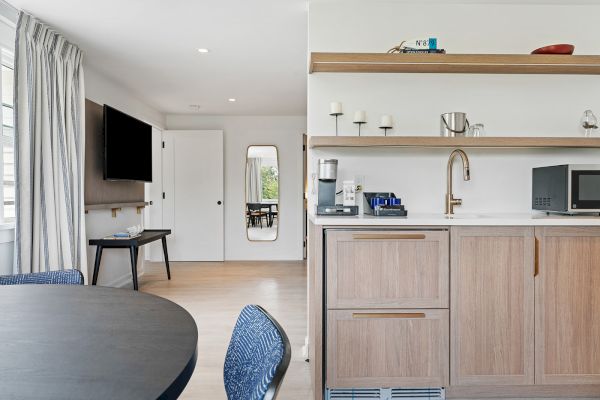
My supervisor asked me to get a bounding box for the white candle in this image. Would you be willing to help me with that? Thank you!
[353,111,366,123]
[330,102,342,115]
[380,115,393,128]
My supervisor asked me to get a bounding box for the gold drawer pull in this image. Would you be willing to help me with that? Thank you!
[352,233,426,240]
[352,312,426,319]
[534,237,540,277]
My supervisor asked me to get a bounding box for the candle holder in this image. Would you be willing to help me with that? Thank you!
[353,110,366,136]
[379,115,393,136]
[330,111,343,136]
[379,126,391,136]
[354,121,366,136]
[330,102,343,136]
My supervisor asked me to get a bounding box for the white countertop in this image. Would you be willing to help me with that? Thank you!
[309,212,600,226]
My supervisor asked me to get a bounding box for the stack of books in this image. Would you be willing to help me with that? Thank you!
[400,37,445,54]
[102,232,141,240]
[401,48,446,54]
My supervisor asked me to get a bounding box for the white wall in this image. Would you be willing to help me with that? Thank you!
[166,115,306,260]
[85,67,165,129]
[308,1,600,214]
[85,65,165,287]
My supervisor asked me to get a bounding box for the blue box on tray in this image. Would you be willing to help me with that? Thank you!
[363,192,408,217]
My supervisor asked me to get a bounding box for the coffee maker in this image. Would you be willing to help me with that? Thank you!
[316,159,358,216]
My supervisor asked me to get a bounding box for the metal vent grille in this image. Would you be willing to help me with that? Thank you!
[327,388,445,400]
[328,389,380,399]
[534,197,552,207]
[392,388,444,399]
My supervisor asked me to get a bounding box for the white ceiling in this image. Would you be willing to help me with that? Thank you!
[9,0,308,116]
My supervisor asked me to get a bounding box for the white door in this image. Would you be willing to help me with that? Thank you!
[144,127,165,261]
[163,130,224,261]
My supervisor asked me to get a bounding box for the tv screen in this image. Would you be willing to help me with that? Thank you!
[103,105,152,182]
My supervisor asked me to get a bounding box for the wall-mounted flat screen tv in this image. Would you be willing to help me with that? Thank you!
[103,105,152,182]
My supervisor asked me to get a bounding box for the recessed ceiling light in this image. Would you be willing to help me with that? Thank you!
[197,48,210,53]
[228,98,237,102]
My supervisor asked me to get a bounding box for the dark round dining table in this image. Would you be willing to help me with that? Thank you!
[0,285,198,400]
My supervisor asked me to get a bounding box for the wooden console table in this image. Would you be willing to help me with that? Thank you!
[89,229,171,290]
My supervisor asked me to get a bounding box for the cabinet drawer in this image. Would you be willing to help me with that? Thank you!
[326,230,449,308]
[326,309,449,388]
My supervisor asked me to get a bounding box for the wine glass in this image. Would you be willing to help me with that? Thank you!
[581,110,598,137]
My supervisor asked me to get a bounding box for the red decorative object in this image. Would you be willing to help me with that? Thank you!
[531,44,575,55]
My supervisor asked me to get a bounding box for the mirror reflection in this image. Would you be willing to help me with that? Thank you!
[246,146,279,241]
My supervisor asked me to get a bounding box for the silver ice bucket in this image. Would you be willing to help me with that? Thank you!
[441,112,469,137]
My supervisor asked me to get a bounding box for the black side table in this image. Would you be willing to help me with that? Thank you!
[89,229,171,290]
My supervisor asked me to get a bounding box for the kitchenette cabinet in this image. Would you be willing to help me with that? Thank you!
[324,229,449,389]
[309,217,600,400]
[535,227,600,385]
[451,227,535,386]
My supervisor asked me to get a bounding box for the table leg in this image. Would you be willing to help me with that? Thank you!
[161,236,171,280]
[92,246,103,285]
[129,245,139,291]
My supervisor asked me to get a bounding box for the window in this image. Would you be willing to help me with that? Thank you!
[261,165,279,200]
[0,50,14,221]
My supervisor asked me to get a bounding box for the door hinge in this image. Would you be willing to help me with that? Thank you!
[162,192,165,199]
[162,141,165,148]
[302,144,306,151]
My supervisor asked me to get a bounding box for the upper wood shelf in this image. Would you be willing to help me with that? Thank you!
[310,52,600,75]
[85,202,148,211]
[308,136,600,149]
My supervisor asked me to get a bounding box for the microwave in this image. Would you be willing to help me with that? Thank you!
[532,165,600,214]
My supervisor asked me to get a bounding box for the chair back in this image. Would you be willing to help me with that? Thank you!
[224,305,291,400]
[246,203,264,213]
[0,270,84,285]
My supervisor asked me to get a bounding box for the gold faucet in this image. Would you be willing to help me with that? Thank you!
[446,149,471,215]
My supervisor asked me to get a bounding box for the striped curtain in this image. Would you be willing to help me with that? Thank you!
[246,157,262,203]
[14,12,87,279]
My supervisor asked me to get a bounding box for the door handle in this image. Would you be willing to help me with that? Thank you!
[534,237,540,277]
[352,233,426,240]
[217,201,222,205]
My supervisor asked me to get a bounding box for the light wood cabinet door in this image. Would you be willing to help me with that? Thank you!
[535,227,600,385]
[327,309,449,388]
[451,227,535,386]
[326,230,449,309]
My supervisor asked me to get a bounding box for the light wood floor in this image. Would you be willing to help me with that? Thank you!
[140,260,312,399]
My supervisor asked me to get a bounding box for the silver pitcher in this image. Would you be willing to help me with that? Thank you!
[441,112,469,137]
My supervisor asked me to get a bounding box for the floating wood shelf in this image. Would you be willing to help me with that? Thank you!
[84,202,148,211]
[310,53,600,75]
[308,136,600,149]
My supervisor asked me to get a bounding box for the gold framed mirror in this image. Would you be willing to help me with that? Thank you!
[245,145,279,241]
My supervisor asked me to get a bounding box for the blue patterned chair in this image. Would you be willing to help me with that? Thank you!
[0,270,84,285]
[224,305,291,400]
